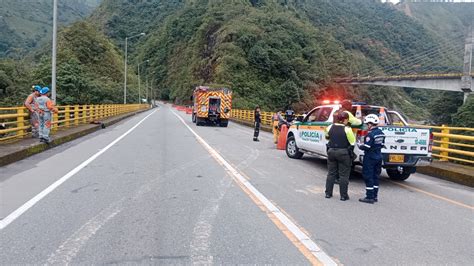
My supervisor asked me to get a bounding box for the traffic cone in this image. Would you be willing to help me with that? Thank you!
[379,107,386,126]
[277,124,288,150]
[355,105,362,120]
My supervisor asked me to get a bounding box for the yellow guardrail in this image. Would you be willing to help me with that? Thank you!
[231,109,474,165]
[0,104,149,142]
[231,109,275,127]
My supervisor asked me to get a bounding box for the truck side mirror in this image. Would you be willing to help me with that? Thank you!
[190,95,193,101]
[224,107,230,113]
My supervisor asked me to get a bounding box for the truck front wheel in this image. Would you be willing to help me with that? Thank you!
[386,167,413,181]
[286,135,303,159]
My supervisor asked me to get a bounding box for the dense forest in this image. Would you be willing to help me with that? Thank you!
[0,0,472,126]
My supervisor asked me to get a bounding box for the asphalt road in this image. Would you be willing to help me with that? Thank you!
[1,103,473,265]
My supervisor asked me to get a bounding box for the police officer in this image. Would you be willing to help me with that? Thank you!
[324,111,356,201]
[253,106,261,142]
[284,106,295,123]
[358,114,385,204]
[340,100,362,126]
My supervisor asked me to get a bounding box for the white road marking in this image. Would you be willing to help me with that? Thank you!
[190,176,232,265]
[0,110,157,230]
[47,201,123,264]
[48,156,211,264]
[172,110,337,266]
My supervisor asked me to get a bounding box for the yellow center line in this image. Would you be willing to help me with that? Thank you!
[389,181,474,210]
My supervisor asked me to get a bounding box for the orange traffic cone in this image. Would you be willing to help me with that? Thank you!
[277,124,288,150]
[379,107,386,126]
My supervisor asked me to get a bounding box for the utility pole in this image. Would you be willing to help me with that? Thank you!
[461,24,473,103]
[51,0,58,104]
[124,37,128,104]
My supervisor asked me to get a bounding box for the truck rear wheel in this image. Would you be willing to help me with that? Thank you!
[386,168,413,181]
[196,118,206,126]
[286,135,303,159]
[220,120,228,127]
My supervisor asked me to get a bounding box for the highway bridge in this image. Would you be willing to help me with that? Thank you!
[1,103,472,265]
[336,29,473,102]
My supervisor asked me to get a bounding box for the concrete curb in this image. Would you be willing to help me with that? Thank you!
[417,164,474,187]
[231,118,474,187]
[0,109,150,167]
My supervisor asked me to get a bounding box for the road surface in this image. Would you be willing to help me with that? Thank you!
[1,104,473,265]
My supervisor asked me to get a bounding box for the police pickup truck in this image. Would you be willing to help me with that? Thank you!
[285,104,433,180]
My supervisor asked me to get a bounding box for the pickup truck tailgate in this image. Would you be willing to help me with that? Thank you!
[380,126,431,154]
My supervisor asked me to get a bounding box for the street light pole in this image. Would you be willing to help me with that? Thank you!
[123,32,145,104]
[124,37,128,104]
[51,0,58,104]
[137,59,149,103]
[137,61,140,103]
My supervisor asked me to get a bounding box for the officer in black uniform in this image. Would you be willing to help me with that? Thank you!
[253,106,261,141]
[324,111,356,201]
[359,114,385,204]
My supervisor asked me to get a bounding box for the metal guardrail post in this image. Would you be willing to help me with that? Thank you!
[82,105,87,124]
[17,108,25,137]
[74,105,79,126]
[439,124,449,161]
[65,106,70,127]
[52,112,58,132]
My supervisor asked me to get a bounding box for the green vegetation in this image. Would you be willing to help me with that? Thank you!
[0,21,138,106]
[0,0,101,58]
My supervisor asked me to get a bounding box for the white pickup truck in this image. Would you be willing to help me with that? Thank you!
[285,104,433,180]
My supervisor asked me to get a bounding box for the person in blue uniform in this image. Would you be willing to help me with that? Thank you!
[358,114,385,204]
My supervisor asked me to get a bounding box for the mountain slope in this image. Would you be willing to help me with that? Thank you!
[0,0,101,58]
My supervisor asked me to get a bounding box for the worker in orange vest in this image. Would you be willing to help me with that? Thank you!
[36,87,58,144]
[24,85,41,138]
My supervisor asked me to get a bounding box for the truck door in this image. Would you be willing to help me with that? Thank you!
[208,97,221,121]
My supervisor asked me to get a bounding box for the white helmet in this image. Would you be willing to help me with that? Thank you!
[364,114,380,125]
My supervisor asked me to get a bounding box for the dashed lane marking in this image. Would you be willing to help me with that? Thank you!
[172,109,337,266]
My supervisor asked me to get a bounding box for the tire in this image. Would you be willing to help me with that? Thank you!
[386,168,412,181]
[220,120,228,127]
[196,118,205,126]
[286,135,304,159]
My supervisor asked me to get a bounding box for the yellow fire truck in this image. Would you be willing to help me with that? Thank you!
[191,85,232,127]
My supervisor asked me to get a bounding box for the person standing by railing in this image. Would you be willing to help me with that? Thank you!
[24,85,41,138]
[253,106,261,142]
[36,87,58,144]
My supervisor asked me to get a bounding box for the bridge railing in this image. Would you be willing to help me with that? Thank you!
[0,104,149,142]
[231,109,474,165]
[410,124,474,165]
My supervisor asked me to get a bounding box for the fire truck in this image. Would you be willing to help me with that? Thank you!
[191,86,232,127]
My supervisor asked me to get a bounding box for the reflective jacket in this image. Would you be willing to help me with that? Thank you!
[36,96,58,113]
[359,127,385,160]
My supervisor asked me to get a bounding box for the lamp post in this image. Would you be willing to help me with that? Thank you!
[51,0,58,104]
[137,59,149,103]
[124,32,145,104]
